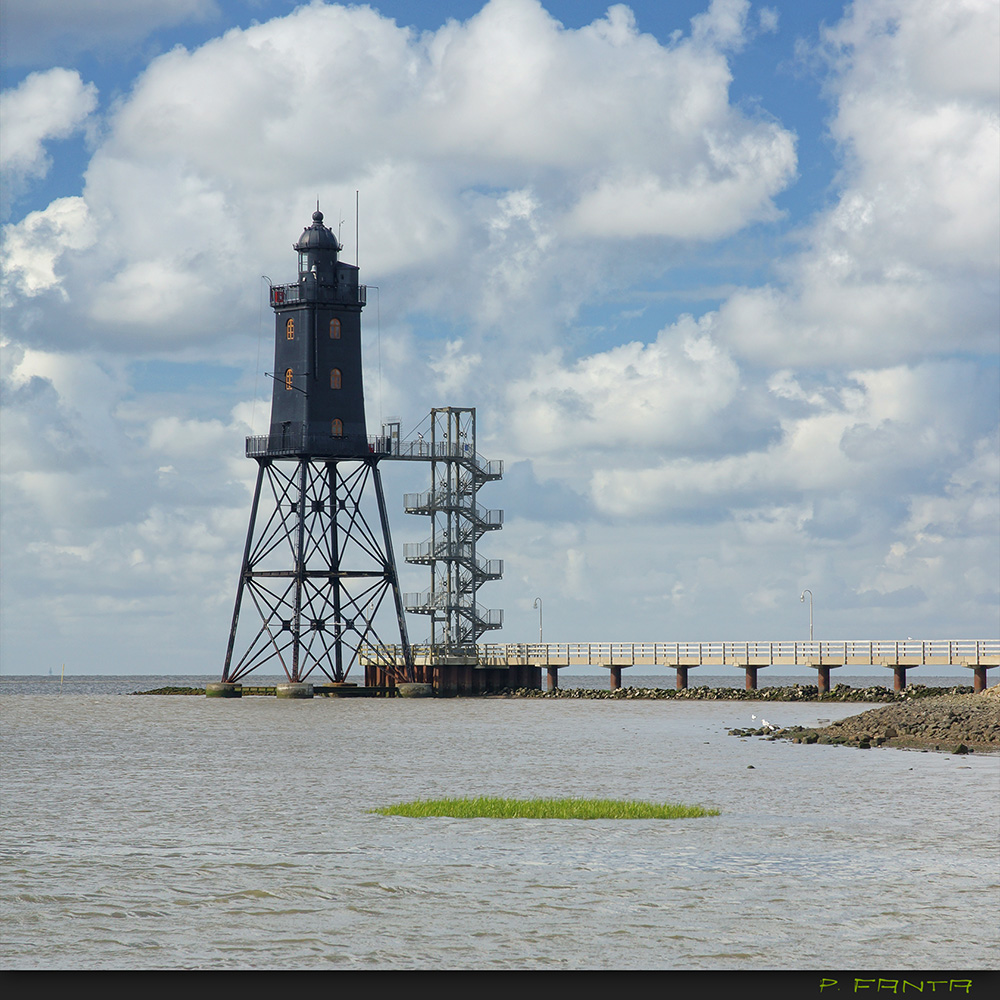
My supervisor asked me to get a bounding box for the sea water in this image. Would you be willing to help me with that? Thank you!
[1,678,997,971]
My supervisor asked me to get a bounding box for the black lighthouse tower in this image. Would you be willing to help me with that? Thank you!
[219,210,413,694]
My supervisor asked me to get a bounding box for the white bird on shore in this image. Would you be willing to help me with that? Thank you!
[760,719,776,730]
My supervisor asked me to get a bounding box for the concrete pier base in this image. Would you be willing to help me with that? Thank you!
[974,666,986,693]
[396,682,433,698]
[675,667,689,690]
[205,682,242,698]
[609,666,622,690]
[816,666,830,694]
[893,665,907,691]
[275,682,314,699]
[547,667,559,691]
[744,666,758,690]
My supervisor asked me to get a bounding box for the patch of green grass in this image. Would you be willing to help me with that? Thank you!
[370,797,719,820]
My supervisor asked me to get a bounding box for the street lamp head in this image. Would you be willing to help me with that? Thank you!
[799,589,814,642]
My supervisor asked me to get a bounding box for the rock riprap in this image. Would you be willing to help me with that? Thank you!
[732,685,1000,753]
[501,683,974,703]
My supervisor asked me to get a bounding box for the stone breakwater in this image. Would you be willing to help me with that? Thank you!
[730,685,1000,754]
[137,682,976,700]
[498,683,974,703]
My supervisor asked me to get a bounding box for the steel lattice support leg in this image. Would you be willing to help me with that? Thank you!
[222,459,267,683]
[222,456,414,686]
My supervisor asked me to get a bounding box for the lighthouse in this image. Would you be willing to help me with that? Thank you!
[266,210,369,455]
[215,210,413,696]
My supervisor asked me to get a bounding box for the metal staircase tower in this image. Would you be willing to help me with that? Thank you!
[385,408,504,651]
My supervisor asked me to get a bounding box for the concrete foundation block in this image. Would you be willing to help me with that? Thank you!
[396,682,434,698]
[205,683,242,698]
[275,683,314,699]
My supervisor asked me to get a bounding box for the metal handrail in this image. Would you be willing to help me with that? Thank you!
[359,639,1000,667]
[269,281,367,307]
[403,539,502,577]
[384,438,503,477]
[403,490,503,527]
[403,590,502,619]
[246,430,391,458]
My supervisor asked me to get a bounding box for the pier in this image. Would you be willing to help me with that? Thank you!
[362,639,999,696]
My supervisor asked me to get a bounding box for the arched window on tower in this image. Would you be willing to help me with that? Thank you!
[331,368,342,390]
[330,318,341,339]
[286,318,294,340]
[331,418,343,437]
[285,368,293,390]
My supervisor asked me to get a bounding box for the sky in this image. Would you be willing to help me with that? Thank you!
[1,0,998,677]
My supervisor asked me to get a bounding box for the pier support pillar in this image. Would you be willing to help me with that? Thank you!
[974,666,986,693]
[816,666,830,695]
[744,666,758,691]
[609,667,621,690]
[893,665,907,691]
[547,667,559,691]
[675,667,689,690]
[436,664,455,697]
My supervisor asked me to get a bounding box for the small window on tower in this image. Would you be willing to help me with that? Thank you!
[285,368,293,390]
[330,318,341,339]
[331,418,344,437]
[286,318,294,340]
[331,368,342,390]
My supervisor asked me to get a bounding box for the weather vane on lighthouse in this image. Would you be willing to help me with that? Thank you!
[213,209,414,697]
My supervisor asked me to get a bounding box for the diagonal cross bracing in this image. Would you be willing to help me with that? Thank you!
[222,456,413,685]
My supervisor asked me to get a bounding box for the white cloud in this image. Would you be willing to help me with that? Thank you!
[0,69,97,186]
[821,0,999,103]
[1,197,96,299]
[505,315,743,463]
[0,344,259,672]
[690,0,752,51]
[757,7,780,34]
[1,0,798,352]
[0,1,996,672]
[586,360,996,517]
[710,0,999,369]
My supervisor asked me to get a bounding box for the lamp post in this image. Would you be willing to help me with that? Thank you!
[533,597,542,644]
[800,589,813,642]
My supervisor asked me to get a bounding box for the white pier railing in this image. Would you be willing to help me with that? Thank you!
[472,639,1000,667]
[368,639,999,668]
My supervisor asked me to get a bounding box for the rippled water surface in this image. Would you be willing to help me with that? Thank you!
[2,682,997,970]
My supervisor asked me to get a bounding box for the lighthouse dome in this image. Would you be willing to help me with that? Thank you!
[294,210,341,253]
